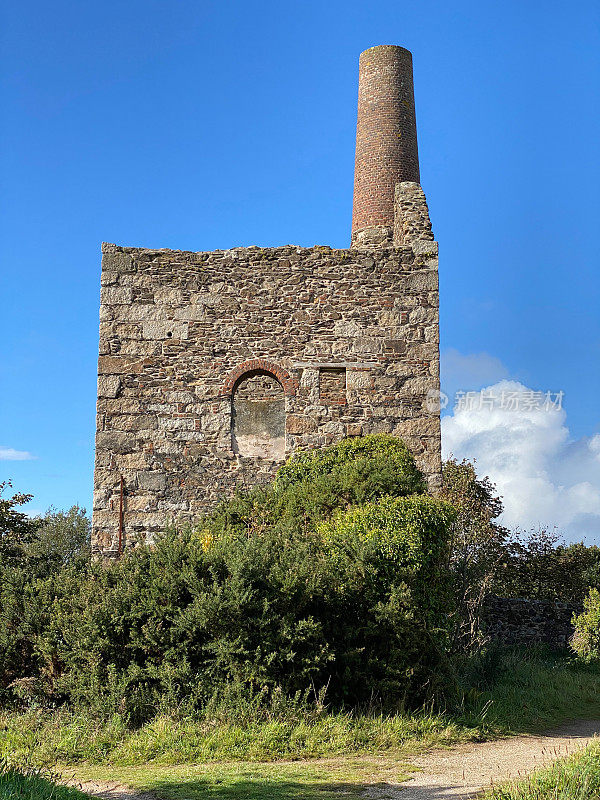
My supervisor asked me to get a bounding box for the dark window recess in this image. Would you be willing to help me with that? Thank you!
[319,368,346,403]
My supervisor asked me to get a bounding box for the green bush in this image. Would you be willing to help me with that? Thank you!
[0,505,91,706]
[571,588,600,663]
[0,437,455,722]
[209,434,427,541]
[275,434,426,496]
[319,494,455,615]
[35,497,452,719]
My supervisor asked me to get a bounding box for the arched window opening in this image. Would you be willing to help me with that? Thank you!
[231,370,285,460]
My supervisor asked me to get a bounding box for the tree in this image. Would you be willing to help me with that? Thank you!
[440,458,511,652]
[26,505,90,574]
[496,532,600,603]
[0,481,40,565]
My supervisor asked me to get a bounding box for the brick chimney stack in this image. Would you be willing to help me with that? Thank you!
[351,45,420,247]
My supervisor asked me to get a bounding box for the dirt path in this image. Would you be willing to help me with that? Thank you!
[364,719,600,799]
[63,719,600,800]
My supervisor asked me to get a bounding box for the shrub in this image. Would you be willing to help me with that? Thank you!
[0,437,455,720]
[34,495,453,719]
[0,505,91,706]
[317,494,456,702]
[319,494,455,614]
[209,435,427,542]
[275,434,426,497]
[571,588,600,663]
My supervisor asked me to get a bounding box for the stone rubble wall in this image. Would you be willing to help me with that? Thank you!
[93,189,440,557]
[482,595,581,650]
[394,182,435,248]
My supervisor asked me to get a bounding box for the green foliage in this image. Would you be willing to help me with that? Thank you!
[498,531,600,604]
[0,506,91,706]
[319,494,455,613]
[571,588,600,663]
[0,762,87,800]
[25,507,90,575]
[209,435,427,542]
[26,507,449,719]
[0,482,40,566]
[441,458,600,649]
[274,433,426,499]
[0,567,48,704]
[441,459,509,651]
[0,436,455,721]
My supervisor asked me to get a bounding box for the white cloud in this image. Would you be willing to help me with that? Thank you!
[441,378,600,543]
[441,348,509,402]
[0,446,36,461]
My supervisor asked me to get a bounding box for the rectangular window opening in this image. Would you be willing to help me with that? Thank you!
[319,368,347,404]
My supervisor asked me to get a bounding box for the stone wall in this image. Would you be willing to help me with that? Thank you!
[92,191,441,556]
[483,596,581,650]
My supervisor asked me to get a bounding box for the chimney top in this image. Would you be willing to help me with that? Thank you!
[351,45,420,247]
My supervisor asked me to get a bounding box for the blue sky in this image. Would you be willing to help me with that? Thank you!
[1,0,599,538]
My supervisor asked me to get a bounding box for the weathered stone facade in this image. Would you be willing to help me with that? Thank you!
[92,45,442,556]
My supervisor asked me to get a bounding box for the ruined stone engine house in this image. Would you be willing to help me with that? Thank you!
[92,45,441,557]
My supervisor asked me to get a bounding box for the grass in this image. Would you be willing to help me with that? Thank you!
[483,740,600,799]
[0,763,88,800]
[2,649,599,768]
[60,757,415,800]
[2,650,600,800]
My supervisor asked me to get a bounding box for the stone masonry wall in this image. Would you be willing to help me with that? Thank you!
[482,596,581,650]
[92,190,440,557]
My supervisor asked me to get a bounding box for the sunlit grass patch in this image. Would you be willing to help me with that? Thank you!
[60,757,414,800]
[0,762,88,800]
[483,739,600,799]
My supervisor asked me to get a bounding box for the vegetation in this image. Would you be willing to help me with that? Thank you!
[0,436,454,720]
[0,482,41,565]
[441,458,510,651]
[2,439,600,800]
[483,740,600,800]
[571,588,600,663]
[1,647,599,768]
[441,458,600,652]
[0,762,87,800]
[498,531,600,605]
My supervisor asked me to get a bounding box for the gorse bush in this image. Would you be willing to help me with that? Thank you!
[320,495,455,614]
[210,434,427,542]
[0,502,90,705]
[0,436,455,722]
[571,588,600,663]
[274,434,426,496]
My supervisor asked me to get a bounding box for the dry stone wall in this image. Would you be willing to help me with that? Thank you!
[483,596,581,650]
[93,192,440,557]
